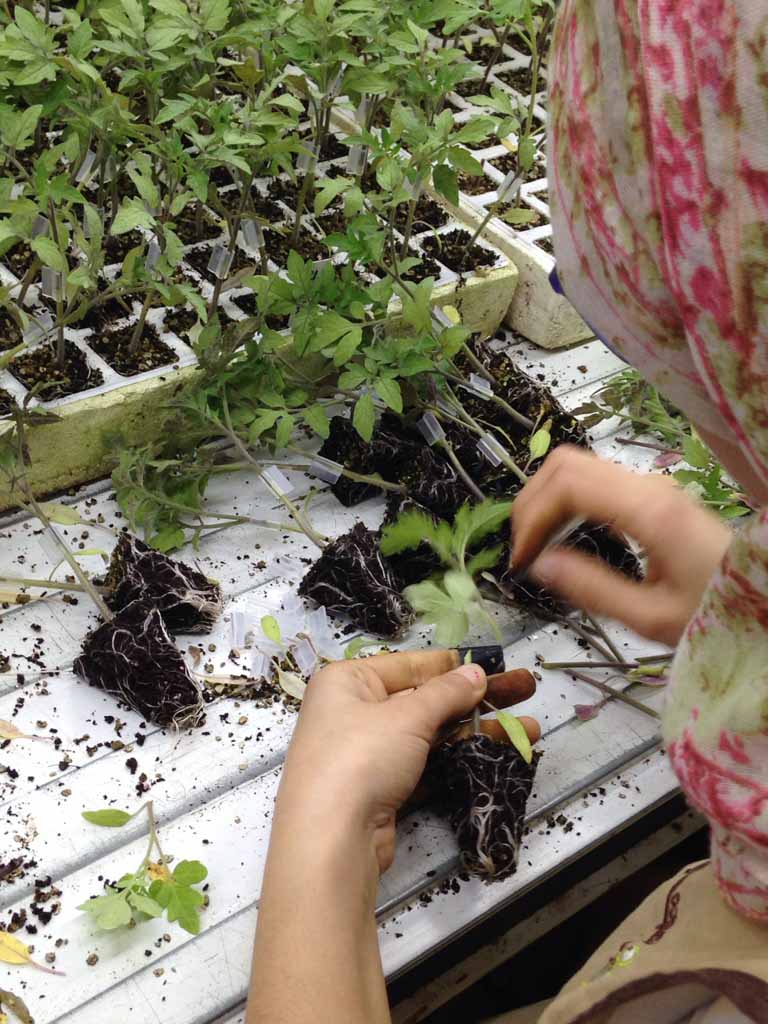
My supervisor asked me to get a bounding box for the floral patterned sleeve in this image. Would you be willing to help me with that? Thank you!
[547,1,768,919]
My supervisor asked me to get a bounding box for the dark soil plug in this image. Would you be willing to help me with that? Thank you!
[0,310,23,351]
[383,495,442,588]
[104,535,223,634]
[10,341,104,401]
[299,522,413,638]
[91,323,176,376]
[74,598,205,728]
[428,734,539,881]
[420,229,497,275]
[457,645,505,675]
[400,446,473,518]
[0,388,15,417]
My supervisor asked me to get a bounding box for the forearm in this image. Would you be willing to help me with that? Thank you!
[246,786,390,1024]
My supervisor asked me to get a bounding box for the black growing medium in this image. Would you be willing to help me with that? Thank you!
[104,534,224,634]
[427,735,539,881]
[298,522,413,638]
[74,598,205,729]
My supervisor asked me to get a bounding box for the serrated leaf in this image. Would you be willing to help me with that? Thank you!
[78,891,133,930]
[127,893,163,917]
[82,809,132,827]
[172,860,208,885]
[352,392,375,442]
[496,711,533,764]
[432,163,458,206]
[274,414,294,450]
[374,377,402,413]
[466,544,503,576]
[303,404,330,439]
[261,614,281,644]
[682,434,710,470]
[31,237,67,273]
[344,636,370,659]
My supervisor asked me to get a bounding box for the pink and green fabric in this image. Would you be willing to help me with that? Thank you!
[549,0,768,920]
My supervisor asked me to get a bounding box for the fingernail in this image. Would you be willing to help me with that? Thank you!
[456,663,486,689]
[531,551,558,583]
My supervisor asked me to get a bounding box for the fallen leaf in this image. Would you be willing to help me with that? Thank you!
[0,987,34,1024]
[277,667,306,701]
[574,702,605,722]
[0,931,64,976]
[0,720,51,743]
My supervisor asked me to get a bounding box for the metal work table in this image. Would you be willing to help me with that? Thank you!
[0,334,689,1023]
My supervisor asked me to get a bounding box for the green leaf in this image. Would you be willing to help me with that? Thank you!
[682,434,710,470]
[529,426,551,460]
[381,508,434,555]
[501,208,537,226]
[332,324,362,366]
[443,569,477,606]
[447,147,484,177]
[82,809,132,827]
[344,636,370,659]
[172,860,208,886]
[274,413,294,450]
[466,544,503,576]
[112,197,155,235]
[78,892,132,930]
[304,404,330,439]
[453,117,496,145]
[31,237,67,273]
[376,157,402,192]
[352,392,375,442]
[518,136,537,172]
[454,499,513,554]
[432,163,458,206]
[261,614,281,644]
[128,893,163,917]
[496,711,533,765]
[374,377,402,413]
[36,501,83,525]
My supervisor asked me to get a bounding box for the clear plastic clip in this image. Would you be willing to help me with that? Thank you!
[241,219,264,252]
[251,649,272,680]
[261,465,294,497]
[466,373,493,399]
[75,150,97,185]
[230,610,248,650]
[478,432,506,467]
[146,239,161,271]
[207,244,233,279]
[417,411,445,446]
[41,267,65,300]
[346,145,366,175]
[308,457,343,485]
[355,98,369,126]
[496,168,522,201]
[293,637,317,676]
[23,309,54,344]
[297,142,318,174]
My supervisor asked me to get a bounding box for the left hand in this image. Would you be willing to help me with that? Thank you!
[277,650,539,874]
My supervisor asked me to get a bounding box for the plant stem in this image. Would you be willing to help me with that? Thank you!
[567,670,660,720]
[0,575,91,593]
[583,612,624,664]
[129,290,154,353]
[481,23,511,87]
[47,200,67,367]
[440,439,485,500]
[25,495,114,620]
[615,437,683,455]
[541,659,640,672]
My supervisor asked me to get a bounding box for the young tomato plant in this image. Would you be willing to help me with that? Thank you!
[79,802,209,935]
[380,499,512,644]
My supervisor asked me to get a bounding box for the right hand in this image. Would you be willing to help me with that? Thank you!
[510,447,733,646]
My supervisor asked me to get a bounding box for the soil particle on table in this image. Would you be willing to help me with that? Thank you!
[91,322,177,375]
[426,735,540,881]
[299,522,413,638]
[10,340,105,400]
[0,309,24,350]
[420,228,497,275]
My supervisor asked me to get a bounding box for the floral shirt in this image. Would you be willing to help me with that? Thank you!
[548,0,768,920]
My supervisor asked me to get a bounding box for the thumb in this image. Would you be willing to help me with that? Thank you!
[409,663,487,737]
[531,547,663,639]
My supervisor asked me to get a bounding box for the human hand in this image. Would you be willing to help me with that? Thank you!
[510,447,732,646]
[277,650,539,874]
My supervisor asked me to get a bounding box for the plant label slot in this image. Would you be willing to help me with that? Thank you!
[207,245,233,280]
[496,168,523,201]
[478,432,506,467]
[36,525,64,567]
[41,268,65,301]
[417,412,446,446]
[251,649,271,680]
[355,98,369,125]
[146,240,161,271]
[328,66,346,98]
[308,458,343,485]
